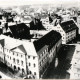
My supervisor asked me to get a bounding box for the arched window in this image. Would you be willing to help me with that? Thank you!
[34,64,36,67]
[29,71,31,74]
[14,65,16,70]
[34,72,36,75]
[18,67,20,70]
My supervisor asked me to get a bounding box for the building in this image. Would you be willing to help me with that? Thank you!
[33,30,62,78]
[0,35,27,75]
[30,18,45,30]
[30,30,49,39]
[77,16,80,34]
[69,44,80,79]
[0,30,62,79]
[43,19,78,44]
[56,20,78,44]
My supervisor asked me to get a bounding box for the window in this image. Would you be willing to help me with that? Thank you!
[21,55,23,58]
[40,62,41,66]
[29,63,31,66]
[33,57,35,60]
[10,57,11,60]
[34,72,36,75]
[28,56,30,59]
[29,71,31,74]
[13,52,14,55]
[43,51,44,55]
[17,59,19,64]
[18,67,20,70]
[13,58,15,63]
[17,53,18,56]
[11,64,12,67]
[21,61,23,66]
[34,64,36,67]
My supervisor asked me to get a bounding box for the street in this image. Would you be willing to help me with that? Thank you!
[44,45,75,79]
[0,71,12,79]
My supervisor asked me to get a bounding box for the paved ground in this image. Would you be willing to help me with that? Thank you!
[0,71,12,79]
[0,62,25,79]
[44,45,76,79]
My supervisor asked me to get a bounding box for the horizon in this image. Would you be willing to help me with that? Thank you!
[0,0,80,9]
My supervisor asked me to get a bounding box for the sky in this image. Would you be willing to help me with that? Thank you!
[0,0,80,7]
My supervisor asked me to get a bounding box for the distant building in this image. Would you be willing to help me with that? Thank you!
[30,18,45,30]
[61,14,71,21]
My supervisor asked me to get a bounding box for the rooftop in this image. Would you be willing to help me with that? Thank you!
[60,20,78,33]
[9,23,31,39]
[0,34,37,56]
[33,30,61,52]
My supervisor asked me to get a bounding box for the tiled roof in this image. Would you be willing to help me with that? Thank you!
[60,20,78,33]
[33,30,61,52]
[9,23,30,39]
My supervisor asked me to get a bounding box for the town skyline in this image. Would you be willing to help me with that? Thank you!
[0,0,80,8]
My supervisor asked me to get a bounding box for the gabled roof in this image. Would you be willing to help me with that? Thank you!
[0,35,22,50]
[60,20,78,33]
[33,30,61,52]
[12,45,27,55]
[0,34,37,56]
[9,23,30,39]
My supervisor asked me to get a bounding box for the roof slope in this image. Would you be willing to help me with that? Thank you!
[60,20,78,33]
[12,45,27,55]
[9,23,30,39]
[33,30,61,52]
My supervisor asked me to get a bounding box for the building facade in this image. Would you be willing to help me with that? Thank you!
[44,20,78,44]
[0,30,62,79]
[69,45,80,79]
